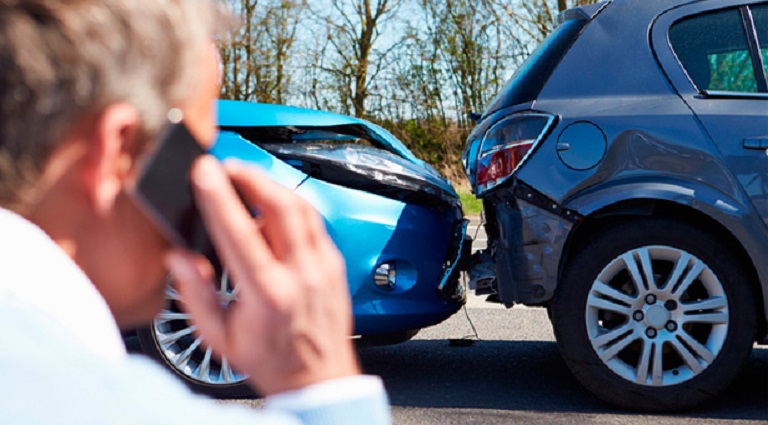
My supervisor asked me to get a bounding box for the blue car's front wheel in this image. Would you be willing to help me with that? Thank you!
[137,275,254,399]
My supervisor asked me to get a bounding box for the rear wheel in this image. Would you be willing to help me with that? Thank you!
[137,274,254,399]
[552,218,756,411]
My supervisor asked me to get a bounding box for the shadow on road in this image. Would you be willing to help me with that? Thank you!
[358,339,768,421]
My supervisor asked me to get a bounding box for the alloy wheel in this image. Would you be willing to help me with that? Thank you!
[586,245,729,387]
[152,272,247,386]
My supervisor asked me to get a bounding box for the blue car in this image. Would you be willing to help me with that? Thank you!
[136,100,469,397]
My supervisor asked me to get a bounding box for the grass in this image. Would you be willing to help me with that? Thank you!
[459,190,483,216]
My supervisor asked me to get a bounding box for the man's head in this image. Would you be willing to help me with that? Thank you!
[0,0,230,328]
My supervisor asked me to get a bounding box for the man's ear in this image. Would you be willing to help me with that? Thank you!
[82,103,140,215]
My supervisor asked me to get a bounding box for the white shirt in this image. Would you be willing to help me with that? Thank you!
[0,208,390,424]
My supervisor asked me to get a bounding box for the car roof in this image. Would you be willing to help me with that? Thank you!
[217,99,367,128]
[589,0,741,16]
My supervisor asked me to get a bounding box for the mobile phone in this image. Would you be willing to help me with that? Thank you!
[130,121,215,259]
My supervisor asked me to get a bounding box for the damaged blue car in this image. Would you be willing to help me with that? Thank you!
[136,100,469,397]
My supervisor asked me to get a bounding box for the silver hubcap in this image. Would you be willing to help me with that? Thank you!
[153,273,247,386]
[586,246,728,387]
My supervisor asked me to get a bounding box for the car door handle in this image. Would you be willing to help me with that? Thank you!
[743,138,768,150]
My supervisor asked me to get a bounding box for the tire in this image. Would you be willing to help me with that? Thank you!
[137,275,255,399]
[552,217,756,412]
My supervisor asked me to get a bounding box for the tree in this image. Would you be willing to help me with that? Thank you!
[411,0,523,127]
[559,0,599,13]
[383,24,447,123]
[511,0,600,44]
[313,0,401,117]
[219,0,305,103]
[216,0,602,185]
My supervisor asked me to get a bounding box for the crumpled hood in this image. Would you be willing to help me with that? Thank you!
[217,100,459,210]
[265,143,459,210]
[218,100,420,163]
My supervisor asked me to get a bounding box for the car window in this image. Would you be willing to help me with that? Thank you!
[753,5,768,79]
[670,8,759,93]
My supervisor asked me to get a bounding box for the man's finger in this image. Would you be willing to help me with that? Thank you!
[224,161,320,261]
[190,156,272,278]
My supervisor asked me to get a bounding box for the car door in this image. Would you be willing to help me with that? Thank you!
[655,1,768,226]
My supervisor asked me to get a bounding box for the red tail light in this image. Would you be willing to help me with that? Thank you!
[475,113,554,195]
[477,142,535,190]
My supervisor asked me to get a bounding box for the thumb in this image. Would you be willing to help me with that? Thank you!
[166,250,227,352]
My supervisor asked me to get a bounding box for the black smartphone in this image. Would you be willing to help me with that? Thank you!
[130,121,215,259]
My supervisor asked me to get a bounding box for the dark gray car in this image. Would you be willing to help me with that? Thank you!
[462,0,768,412]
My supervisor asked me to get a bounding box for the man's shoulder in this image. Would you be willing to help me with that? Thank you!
[0,302,284,423]
[0,303,389,425]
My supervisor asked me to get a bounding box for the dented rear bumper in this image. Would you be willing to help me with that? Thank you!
[474,180,578,306]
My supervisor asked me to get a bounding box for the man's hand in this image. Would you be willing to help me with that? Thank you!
[166,155,360,396]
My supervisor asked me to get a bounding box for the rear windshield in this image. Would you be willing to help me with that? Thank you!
[484,13,589,116]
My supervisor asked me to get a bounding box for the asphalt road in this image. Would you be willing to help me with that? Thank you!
[221,217,768,424]
[224,302,767,424]
[357,304,768,424]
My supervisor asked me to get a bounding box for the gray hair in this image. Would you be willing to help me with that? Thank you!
[0,0,231,210]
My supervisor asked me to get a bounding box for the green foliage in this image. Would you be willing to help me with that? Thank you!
[708,51,759,93]
[459,190,483,216]
[372,116,470,186]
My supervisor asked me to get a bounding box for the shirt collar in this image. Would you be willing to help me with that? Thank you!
[0,208,127,362]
